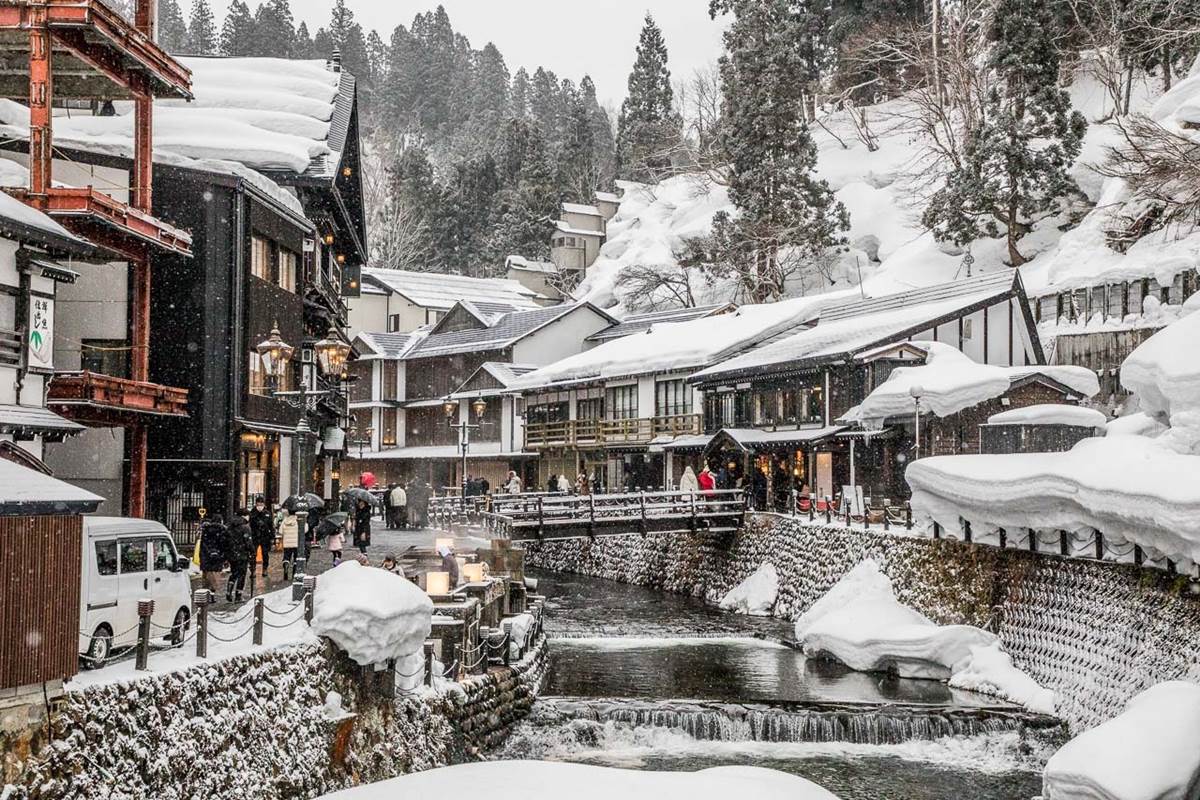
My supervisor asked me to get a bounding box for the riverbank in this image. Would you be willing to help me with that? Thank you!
[522,514,1200,731]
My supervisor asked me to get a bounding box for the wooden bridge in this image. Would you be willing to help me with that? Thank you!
[432,490,748,542]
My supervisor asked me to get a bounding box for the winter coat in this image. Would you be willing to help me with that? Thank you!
[248,507,275,546]
[556,474,570,493]
[279,513,301,549]
[326,526,346,552]
[503,475,522,494]
[389,485,407,507]
[198,520,227,572]
[225,516,255,564]
[441,552,461,587]
[679,466,700,493]
[575,473,590,496]
[353,504,372,547]
[698,469,716,495]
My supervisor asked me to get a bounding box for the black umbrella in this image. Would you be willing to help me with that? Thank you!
[343,487,382,507]
[303,493,325,509]
[282,494,309,513]
[315,512,349,539]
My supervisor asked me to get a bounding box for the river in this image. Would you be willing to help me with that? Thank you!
[494,569,1052,800]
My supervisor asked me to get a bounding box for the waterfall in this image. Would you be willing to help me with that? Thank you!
[526,697,1064,746]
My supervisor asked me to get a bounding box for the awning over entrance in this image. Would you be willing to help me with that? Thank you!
[704,426,846,453]
[318,426,346,454]
[0,404,85,441]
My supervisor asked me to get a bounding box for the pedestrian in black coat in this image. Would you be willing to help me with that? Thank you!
[224,511,254,602]
[248,497,275,578]
[353,500,372,554]
[198,515,227,595]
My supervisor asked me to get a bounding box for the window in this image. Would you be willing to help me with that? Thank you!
[382,408,397,446]
[251,236,272,281]
[655,379,692,418]
[387,314,401,333]
[278,248,298,292]
[248,351,267,396]
[81,339,130,379]
[606,385,638,420]
[383,361,399,401]
[119,539,148,574]
[95,540,118,576]
[577,397,604,420]
[347,360,372,402]
[0,293,15,331]
[151,538,176,571]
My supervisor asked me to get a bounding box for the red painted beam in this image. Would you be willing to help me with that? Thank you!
[28,7,52,201]
[4,187,193,257]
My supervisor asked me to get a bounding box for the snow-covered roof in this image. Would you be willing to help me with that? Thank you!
[554,220,604,238]
[449,362,539,398]
[505,255,558,275]
[0,458,102,516]
[986,405,1108,429]
[594,191,620,204]
[694,273,1025,383]
[510,295,833,390]
[406,303,607,360]
[562,202,603,217]
[361,267,546,311]
[841,341,1100,428]
[354,331,424,361]
[586,303,737,342]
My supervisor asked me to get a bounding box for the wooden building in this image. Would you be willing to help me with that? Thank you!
[688,273,1050,509]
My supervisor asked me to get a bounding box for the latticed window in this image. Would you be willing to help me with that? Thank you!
[655,379,692,418]
[251,236,271,281]
[606,385,638,420]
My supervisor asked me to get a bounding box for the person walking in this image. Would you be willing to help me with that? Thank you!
[248,496,275,578]
[575,470,590,496]
[698,465,716,497]
[679,464,699,493]
[382,483,395,529]
[380,554,400,574]
[556,473,570,493]
[326,518,346,564]
[279,508,301,580]
[224,509,254,602]
[353,499,372,555]
[388,482,407,529]
[198,513,227,595]
[503,470,522,494]
[437,544,461,588]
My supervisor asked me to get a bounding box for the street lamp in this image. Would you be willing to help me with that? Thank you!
[910,383,924,462]
[255,323,294,381]
[445,395,488,514]
[314,326,351,377]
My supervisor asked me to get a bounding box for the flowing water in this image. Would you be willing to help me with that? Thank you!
[500,569,1055,800]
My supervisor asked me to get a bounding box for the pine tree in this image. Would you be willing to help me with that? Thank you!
[529,67,560,145]
[250,0,295,58]
[921,0,1087,265]
[511,68,531,119]
[468,43,511,152]
[219,0,254,56]
[366,29,388,87]
[558,81,597,198]
[709,0,849,302]
[581,76,616,187]
[294,21,316,58]
[157,0,189,52]
[615,14,678,182]
[490,124,558,261]
[327,0,368,76]
[187,0,217,54]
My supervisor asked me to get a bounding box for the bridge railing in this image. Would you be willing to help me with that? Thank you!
[480,489,747,539]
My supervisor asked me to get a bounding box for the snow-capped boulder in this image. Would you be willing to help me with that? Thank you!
[718,563,779,616]
[310,560,433,666]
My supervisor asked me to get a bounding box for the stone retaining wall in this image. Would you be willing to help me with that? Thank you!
[523,515,1200,731]
[2,635,548,800]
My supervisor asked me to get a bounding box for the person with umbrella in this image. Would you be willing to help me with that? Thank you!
[352,499,372,555]
[278,503,302,580]
[248,496,275,578]
[324,513,346,564]
[198,512,227,594]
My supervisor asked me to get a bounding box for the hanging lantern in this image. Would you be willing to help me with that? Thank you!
[442,398,458,420]
[471,396,487,419]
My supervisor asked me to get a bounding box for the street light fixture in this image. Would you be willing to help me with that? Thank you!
[314,326,351,377]
[445,396,488,515]
[255,323,294,381]
[909,384,924,462]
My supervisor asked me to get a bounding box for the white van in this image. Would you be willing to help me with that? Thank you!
[79,517,193,668]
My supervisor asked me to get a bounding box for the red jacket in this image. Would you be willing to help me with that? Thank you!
[697,470,716,493]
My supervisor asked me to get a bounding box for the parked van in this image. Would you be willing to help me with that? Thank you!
[79,517,192,668]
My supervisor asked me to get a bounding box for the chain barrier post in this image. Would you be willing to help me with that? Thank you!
[194,588,211,658]
[502,621,512,666]
[424,640,435,686]
[253,597,265,645]
[303,574,317,623]
[135,598,154,671]
[476,626,490,675]
[905,504,913,530]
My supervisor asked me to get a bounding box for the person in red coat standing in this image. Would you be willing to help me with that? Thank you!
[698,465,716,497]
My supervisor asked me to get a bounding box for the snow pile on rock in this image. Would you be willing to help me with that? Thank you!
[1121,308,1200,427]
[310,561,433,666]
[987,404,1108,430]
[1042,681,1200,800]
[844,342,1098,428]
[796,561,1053,711]
[318,761,842,800]
[718,563,779,616]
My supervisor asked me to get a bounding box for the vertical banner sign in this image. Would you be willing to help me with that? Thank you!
[27,295,53,370]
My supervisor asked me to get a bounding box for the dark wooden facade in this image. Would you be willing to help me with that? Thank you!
[0,515,82,689]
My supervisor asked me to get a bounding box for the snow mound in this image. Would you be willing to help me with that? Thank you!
[846,342,1099,428]
[310,561,433,666]
[987,404,1108,430]
[317,761,842,800]
[907,436,1200,565]
[796,562,1053,710]
[719,563,779,616]
[1042,681,1200,800]
[1121,309,1200,424]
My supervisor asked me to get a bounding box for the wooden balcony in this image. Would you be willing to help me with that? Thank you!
[0,0,192,100]
[4,187,193,259]
[47,370,187,425]
[524,413,701,449]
